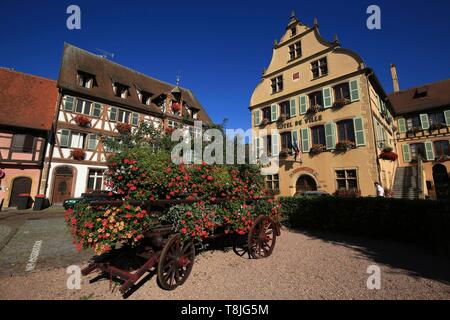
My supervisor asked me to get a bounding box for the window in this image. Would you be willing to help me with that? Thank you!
[280,132,292,151]
[75,99,92,115]
[429,112,446,126]
[265,135,272,156]
[109,107,118,122]
[334,83,351,100]
[309,91,323,107]
[87,169,105,192]
[138,91,152,105]
[131,113,139,127]
[311,125,325,146]
[92,103,102,118]
[78,72,95,89]
[406,115,421,130]
[280,101,291,118]
[63,96,75,111]
[311,57,328,79]
[168,120,178,129]
[266,174,280,191]
[434,141,450,157]
[336,170,358,191]
[271,76,283,94]
[290,27,297,37]
[70,132,84,149]
[12,134,34,153]
[262,107,271,121]
[337,120,355,143]
[117,109,131,124]
[289,41,302,60]
[410,143,425,160]
[113,83,129,99]
[87,134,98,151]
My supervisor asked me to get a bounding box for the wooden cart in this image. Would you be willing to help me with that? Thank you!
[81,197,281,294]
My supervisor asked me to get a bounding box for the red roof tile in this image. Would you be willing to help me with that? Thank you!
[0,68,58,131]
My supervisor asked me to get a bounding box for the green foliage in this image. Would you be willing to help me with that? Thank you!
[280,196,450,257]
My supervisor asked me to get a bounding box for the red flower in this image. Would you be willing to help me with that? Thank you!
[181,228,188,235]
[207,176,214,181]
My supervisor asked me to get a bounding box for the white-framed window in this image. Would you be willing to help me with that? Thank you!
[113,83,129,99]
[70,132,84,149]
[63,96,75,111]
[75,99,92,115]
[87,134,98,151]
[78,72,95,89]
[271,75,283,94]
[118,109,131,124]
[289,41,302,60]
[311,57,328,79]
[266,174,280,191]
[59,129,71,147]
[335,169,358,191]
[87,169,105,191]
[109,106,118,122]
[92,103,103,118]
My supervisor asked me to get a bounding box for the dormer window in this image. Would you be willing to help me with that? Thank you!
[78,71,95,89]
[414,87,428,99]
[139,91,152,105]
[113,82,129,99]
[291,27,297,37]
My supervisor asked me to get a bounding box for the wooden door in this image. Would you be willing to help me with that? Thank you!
[9,177,32,207]
[296,175,317,194]
[52,176,73,203]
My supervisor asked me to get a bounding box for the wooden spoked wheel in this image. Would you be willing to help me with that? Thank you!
[248,215,277,259]
[157,234,195,291]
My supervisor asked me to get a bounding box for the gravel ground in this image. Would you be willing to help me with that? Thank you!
[1,230,450,300]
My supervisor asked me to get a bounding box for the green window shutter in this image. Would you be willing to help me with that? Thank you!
[424,141,435,161]
[323,87,332,108]
[271,104,278,122]
[255,138,262,158]
[353,117,366,146]
[87,134,98,151]
[445,110,450,126]
[109,107,118,122]
[290,98,297,117]
[291,130,299,147]
[272,133,279,156]
[398,118,407,133]
[299,95,308,115]
[420,114,430,130]
[92,103,102,118]
[301,128,310,153]
[350,80,360,102]
[63,96,74,111]
[325,122,336,150]
[402,144,411,163]
[60,129,70,147]
[254,110,261,126]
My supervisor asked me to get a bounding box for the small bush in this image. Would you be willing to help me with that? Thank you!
[280,196,450,257]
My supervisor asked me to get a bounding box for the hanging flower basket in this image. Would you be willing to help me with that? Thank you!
[310,144,326,156]
[379,150,398,161]
[71,148,86,161]
[335,140,356,152]
[116,123,132,134]
[332,98,351,109]
[74,115,91,127]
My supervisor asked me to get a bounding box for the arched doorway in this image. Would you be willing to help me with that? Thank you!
[296,175,318,194]
[9,177,32,207]
[52,166,74,204]
[433,164,449,200]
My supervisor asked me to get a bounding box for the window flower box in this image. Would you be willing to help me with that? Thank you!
[307,104,322,115]
[71,148,86,161]
[332,98,350,109]
[407,127,422,135]
[74,115,91,127]
[116,123,132,134]
[310,144,326,156]
[430,123,446,131]
[436,155,450,163]
[335,140,356,152]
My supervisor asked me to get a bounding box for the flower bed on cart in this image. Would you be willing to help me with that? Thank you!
[66,124,281,255]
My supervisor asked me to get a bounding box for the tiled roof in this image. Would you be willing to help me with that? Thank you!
[57,43,212,123]
[388,78,450,115]
[0,68,58,131]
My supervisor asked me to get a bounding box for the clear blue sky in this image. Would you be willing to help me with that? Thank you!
[1,0,450,129]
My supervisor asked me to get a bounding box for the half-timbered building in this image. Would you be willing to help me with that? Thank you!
[0,68,58,208]
[43,44,212,204]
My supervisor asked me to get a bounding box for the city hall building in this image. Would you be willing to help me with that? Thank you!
[250,13,398,197]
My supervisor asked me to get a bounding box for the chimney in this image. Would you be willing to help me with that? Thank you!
[390,64,400,92]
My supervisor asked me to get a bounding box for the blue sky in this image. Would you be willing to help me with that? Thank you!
[1,0,450,129]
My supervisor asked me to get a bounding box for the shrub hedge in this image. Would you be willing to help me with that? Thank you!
[280,196,450,257]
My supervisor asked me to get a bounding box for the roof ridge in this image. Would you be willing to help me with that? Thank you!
[0,67,56,83]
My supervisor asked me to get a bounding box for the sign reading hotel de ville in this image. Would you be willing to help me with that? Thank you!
[278,115,323,130]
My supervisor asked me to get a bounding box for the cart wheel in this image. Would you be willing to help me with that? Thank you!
[248,215,277,259]
[157,234,195,291]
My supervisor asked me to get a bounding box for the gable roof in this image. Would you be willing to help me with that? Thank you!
[57,43,212,123]
[388,78,450,115]
[0,68,58,131]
